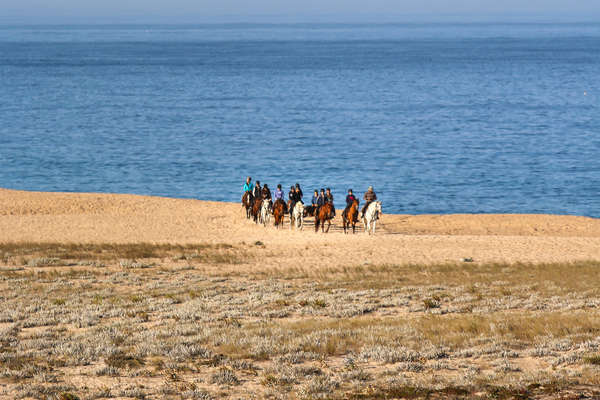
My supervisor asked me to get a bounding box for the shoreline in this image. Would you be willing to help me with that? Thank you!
[2,187,598,220]
[2,186,599,219]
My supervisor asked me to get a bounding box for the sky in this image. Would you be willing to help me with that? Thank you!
[2,0,599,23]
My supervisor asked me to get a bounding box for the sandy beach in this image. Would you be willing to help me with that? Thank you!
[1,188,600,266]
[2,188,600,399]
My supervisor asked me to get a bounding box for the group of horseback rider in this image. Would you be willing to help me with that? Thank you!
[242,176,377,221]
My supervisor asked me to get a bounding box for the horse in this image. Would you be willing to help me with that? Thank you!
[273,199,287,228]
[260,200,272,226]
[314,203,335,233]
[363,201,382,235]
[251,198,263,224]
[303,205,317,218]
[290,202,304,230]
[342,199,359,234]
[242,192,254,219]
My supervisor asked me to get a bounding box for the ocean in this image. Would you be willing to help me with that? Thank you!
[1,23,599,216]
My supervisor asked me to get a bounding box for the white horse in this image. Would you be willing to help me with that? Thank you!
[290,202,304,230]
[363,201,382,235]
[260,200,272,226]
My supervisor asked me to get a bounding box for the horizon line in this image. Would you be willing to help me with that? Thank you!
[2,12,600,25]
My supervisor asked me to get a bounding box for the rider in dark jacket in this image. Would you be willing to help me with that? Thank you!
[315,188,326,216]
[325,188,335,217]
[295,183,303,203]
[253,181,262,199]
[261,184,271,200]
[360,186,377,219]
[346,189,357,207]
[289,186,299,217]
[343,189,358,220]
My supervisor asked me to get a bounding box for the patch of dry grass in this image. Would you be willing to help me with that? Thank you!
[252,260,600,293]
[1,246,600,399]
[0,241,249,266]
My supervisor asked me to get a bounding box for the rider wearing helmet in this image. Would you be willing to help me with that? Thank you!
[289,185,299,218]
[315,188,326,216]
[325,188,335,217]
[274,184,284,201]
[262,184,272,210]
[274,184,287,212]
[295,183,303,202]
[262,183,272,200]
[343,188,358,219]
[253,181,262,199]
[243,176,253,194]
[346,189,357,207]
[360,186,377,219]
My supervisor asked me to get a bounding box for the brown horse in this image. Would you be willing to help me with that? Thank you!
[314,203,335,233]
[303,205,317,218]
[342,200,359,234]
[273,199,287,228]
[242,192,254,219]
[251,198,263,224]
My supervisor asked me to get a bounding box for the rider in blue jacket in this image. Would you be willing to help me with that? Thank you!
[243,177,253,194]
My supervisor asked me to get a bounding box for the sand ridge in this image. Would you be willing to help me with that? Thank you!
[1,188,599,265]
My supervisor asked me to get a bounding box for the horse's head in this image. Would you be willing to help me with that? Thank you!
[376,201,382,213]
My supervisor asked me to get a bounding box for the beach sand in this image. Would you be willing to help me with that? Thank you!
[1,188,599,267]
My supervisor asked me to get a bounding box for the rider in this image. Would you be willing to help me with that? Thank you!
[343,189,358,219]
[315,188,326,216]
[261,184,272,210]
[262,184,272,200]
[325,187,335,217]
[346,189,357,207]
[289,185,299,218]
[360,186,377,219]
[274,184,286,212]
[274,184,284,201]
[295,183,303,203]
[243,176,253,194]
[253,181,262,199]
[310,189,318,213]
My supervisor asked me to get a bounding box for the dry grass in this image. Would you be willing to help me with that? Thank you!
[1,243,600,399]
[0,241,249,266]
[255,260,600,293]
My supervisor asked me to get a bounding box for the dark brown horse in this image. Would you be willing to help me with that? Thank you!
[273,199,287,228]
[251,197,263,224]
[342,200,359,234]
[242,192,254,219]
[303,205,317,218]
[315,203,335,233]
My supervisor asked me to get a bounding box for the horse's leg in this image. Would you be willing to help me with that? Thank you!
[372,220,376,234]
[299,214,303,230]
[326,219,331,233]
[315,218,319,232]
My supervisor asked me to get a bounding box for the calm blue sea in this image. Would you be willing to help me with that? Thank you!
[1,23,599,215]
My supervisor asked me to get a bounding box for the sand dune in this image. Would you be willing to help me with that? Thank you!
[1,188,599,266]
